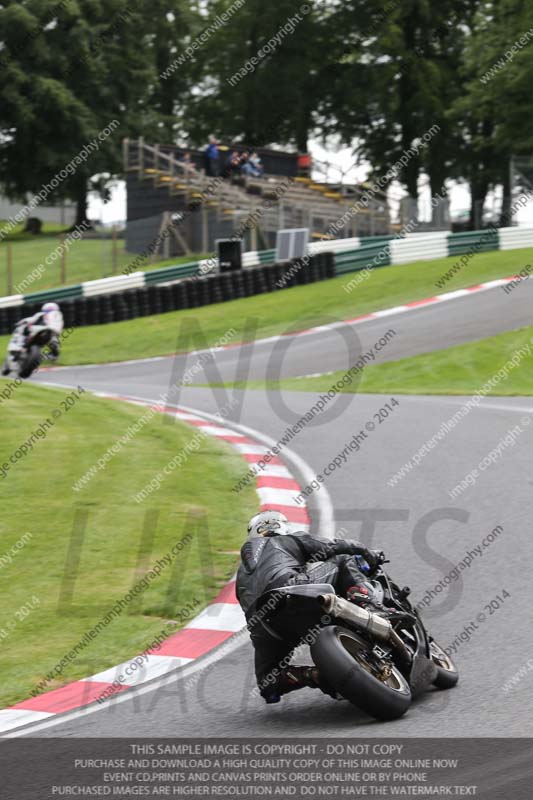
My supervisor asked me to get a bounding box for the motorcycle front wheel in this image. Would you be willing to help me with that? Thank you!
[311,625,411,721]
[429,639,459,689]
[19,345,42,379]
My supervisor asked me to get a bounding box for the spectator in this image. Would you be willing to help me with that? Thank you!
[297,152,312,177]
[181,151,196,173]
[203,135,220,177]
[250,152,264,176]
[242,151,264,178]
[224,150,244,177]
[224,150,248,178]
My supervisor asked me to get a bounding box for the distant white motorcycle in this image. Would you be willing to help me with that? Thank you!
[2,322,56,379]
[3,303,63,380]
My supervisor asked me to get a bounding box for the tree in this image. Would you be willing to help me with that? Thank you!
[321,1,476,211]
[453,0,533,226]
[142,0,199,143]
[182,0,331,151]
[0,0,198,226]
[0,1,93,214]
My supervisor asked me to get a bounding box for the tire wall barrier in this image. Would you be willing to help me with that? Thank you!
[2,225,533,333]
[0,254,333,332]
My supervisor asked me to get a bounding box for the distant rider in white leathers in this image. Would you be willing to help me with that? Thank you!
[2,303,64,375]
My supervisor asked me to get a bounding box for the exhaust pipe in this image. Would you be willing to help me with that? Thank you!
[319,593,392,641]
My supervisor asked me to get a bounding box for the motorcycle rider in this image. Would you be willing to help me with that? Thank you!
[6,302,64,370]
[236,510,386,704]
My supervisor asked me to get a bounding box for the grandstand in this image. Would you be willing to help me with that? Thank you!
[123,138,391,256]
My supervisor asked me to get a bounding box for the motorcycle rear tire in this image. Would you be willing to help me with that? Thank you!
[311,625,411,721]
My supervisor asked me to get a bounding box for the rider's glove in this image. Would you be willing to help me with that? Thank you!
[363,549,385,571]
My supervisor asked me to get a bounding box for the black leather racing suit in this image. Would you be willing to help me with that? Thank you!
[236,532,373,701]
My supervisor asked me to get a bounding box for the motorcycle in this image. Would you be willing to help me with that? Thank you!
[2,323,55,379]
[256,555,458,721]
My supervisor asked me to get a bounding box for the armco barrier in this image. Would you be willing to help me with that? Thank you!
[144,260,200,284]
[0,235,402,312]
[499,227,533,250]
[2,225,533,334]
[0,294,24,309]
[0,256,332,332]
[447,228,499,257]
[334,240,390,275]
[389,231,449,265]
[21,284,83,305]
[332,225,533,277]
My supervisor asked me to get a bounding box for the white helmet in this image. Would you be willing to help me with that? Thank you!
[42,302,59,313]
[247,510,290,539]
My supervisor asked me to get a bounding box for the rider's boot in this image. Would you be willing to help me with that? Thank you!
[48,341,60,361]
[346,582,377,605]
[260,667,340,703]
[279,666,320,695]
[280,666,340,700]
[260,666,314,703]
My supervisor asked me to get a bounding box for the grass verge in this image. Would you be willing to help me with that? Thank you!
[231,327,533,396]
[0,245,526,367]
[0,222,206,294]
[0,382,258,708]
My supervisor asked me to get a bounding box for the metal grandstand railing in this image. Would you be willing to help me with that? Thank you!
[123,138,392,240]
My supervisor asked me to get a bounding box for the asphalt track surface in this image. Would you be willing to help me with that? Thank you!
[24,279,533,737]
[40,276,533,387]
